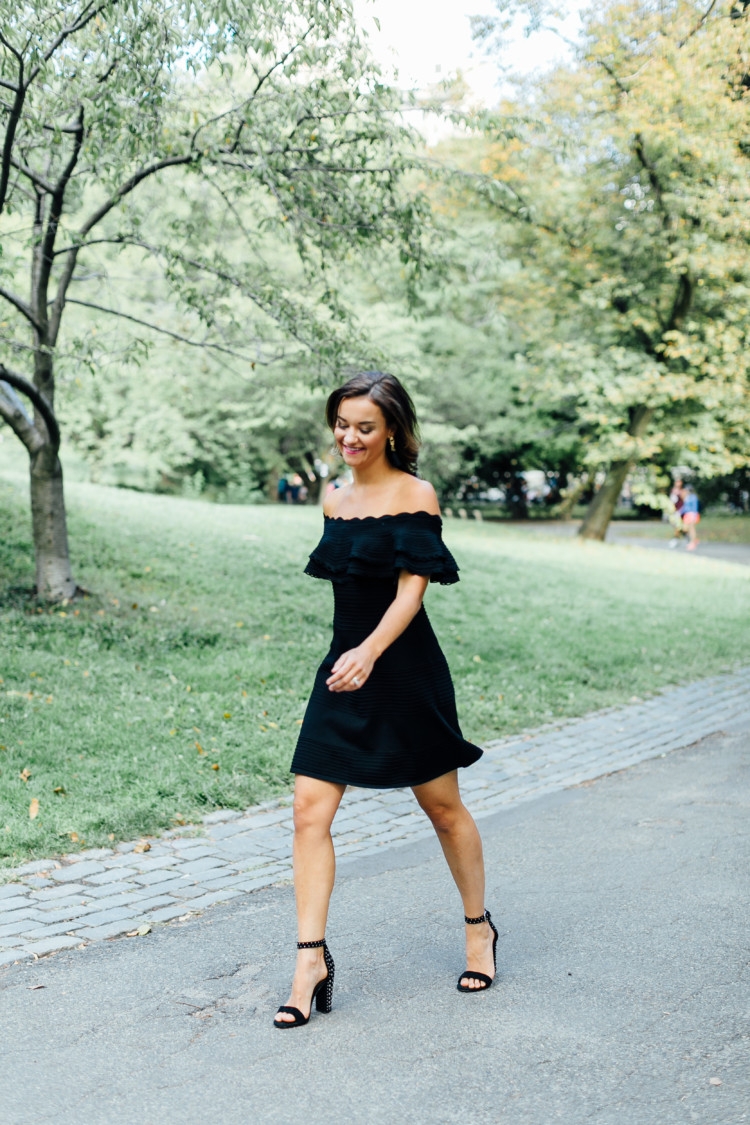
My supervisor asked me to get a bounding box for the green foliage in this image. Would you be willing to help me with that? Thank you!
[1,472,748,868]
[0,0,428,366]
[434,0,750,512]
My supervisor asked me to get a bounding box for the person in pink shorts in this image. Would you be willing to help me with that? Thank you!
[681,485,700,550]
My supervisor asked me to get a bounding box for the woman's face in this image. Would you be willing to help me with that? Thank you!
[333,395,392,470]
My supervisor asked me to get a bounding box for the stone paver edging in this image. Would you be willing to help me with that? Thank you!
[1,667,748,966]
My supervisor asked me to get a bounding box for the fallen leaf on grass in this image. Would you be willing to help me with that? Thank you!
[133,841,151,854]
[53,786,66,796]
[195,741,204,754]
[126,924,151,938]
[29,798,39,819]
[211,763,220,771]
[20,768,31,782]
[69,832,79,842]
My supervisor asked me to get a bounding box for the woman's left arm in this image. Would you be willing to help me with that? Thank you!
[326,570,429,692]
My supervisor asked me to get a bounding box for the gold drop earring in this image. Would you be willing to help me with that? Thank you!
[388,435,396,452]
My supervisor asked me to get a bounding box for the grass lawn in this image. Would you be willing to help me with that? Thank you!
[1,469,748,871]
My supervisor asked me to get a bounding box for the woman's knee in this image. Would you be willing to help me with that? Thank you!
[293,794,326,834]
[292,782,341,835]
[421,799,463,835]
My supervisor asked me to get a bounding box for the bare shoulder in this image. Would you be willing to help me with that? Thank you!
[401,476,441,516]
[323,483,352,518]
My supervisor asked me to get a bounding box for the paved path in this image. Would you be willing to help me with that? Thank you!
[1,724,748,1124]
[1,667,748,966]
[509,518,750,566]
[607,531,750,567]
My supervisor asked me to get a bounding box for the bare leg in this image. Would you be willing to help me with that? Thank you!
[413,770,495,990]
[276,774,346,1023]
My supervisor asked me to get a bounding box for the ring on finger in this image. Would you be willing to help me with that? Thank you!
[352,676,361,686]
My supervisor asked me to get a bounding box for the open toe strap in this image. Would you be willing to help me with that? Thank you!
[457,971,493,992]
[274,1005,307,1027]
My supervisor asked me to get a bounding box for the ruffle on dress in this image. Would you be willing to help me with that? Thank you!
[304,511,459,585]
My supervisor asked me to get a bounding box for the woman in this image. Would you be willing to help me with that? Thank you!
[274,372,497,1029]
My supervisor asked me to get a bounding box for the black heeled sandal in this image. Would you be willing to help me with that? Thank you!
[457,909,498,992]
[274,939,335,1029]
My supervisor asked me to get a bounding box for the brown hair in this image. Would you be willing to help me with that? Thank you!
[325,371,421,476]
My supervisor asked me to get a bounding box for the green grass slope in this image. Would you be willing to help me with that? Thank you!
[1,471,748,870]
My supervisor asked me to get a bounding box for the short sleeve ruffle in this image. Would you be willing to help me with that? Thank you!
[304,512,459,585]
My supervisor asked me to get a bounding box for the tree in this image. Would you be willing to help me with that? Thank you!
[459,0,750,537]
[0,0,426,598]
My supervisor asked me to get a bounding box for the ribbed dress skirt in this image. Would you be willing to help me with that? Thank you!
[290,512,482,789]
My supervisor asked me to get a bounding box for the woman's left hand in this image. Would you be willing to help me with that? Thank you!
[326,644,376,692]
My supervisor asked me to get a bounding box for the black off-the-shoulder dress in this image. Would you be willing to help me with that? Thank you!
[291,511,483,789]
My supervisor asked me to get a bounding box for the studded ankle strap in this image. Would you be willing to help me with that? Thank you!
[464,911,488,925]
[297,938,326,949]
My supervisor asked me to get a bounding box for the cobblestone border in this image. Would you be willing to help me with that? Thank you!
[1,668,748,966]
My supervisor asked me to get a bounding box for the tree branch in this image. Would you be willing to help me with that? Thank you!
[78,154,194,238]
[0,53,24,214]
[9,156,56,194]
[52,236,127,257]
[27,1,109,84]
[0,284,42,330]
[0,381,43,454]
[0,363,59,450]
[632,133,670,228]
[45,107,85,341]
[596,58,630,98]
[678,0,718,47]
[191,27,313,152]
[665,270,693,332]
[63,298,266,362]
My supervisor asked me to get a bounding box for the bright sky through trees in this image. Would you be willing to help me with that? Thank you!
[353,0,589,109]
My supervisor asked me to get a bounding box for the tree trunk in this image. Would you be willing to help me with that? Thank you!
[30,444,77,599]
[555,475,586,520]
[578,405,654,542]
[578,459,631,541]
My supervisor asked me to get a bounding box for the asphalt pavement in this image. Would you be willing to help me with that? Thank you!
[506,518,750,567]
[1,721,748,1125]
